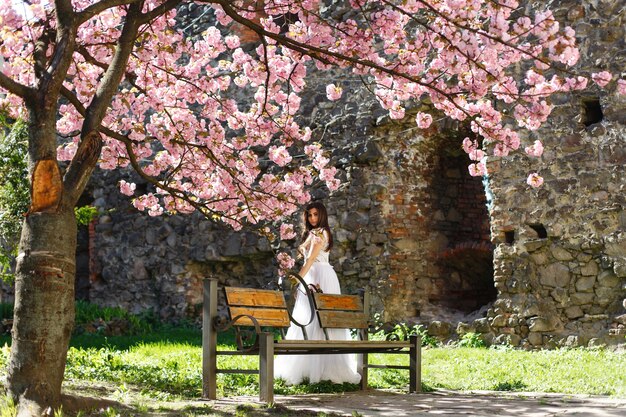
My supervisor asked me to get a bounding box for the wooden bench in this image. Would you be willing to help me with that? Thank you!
[201,278,422,403]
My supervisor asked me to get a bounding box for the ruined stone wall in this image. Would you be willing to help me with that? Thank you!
[2,0,621,348]
[475,0,626,347]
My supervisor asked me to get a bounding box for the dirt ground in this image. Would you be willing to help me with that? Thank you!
[270,389,626,416]
[53,383,626,417]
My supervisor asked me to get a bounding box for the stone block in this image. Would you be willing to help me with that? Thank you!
[539,263,570,287]
[570,292,594,305]
[529,317,556,332]
[580,261,598,276]
[394,238,418,252]
[428,321,452,337]
[597,270,620,287]
[605,239,626,257]
[575,275,596,292]
[528,332,543,346]
[495,333,521,346]
[550,287,569,305]
[563,335,580,348]
[551,246,574,261]
[565,306,584,319]
[524,240,546,252]
[491,314,507,327]
[613,259,626,278]
[473,318,491,333]
[530,251,549,265]
[521,303,541,318]
[456,322,474,335]
[595,288,616,306]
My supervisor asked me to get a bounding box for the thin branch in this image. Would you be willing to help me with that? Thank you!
[138,0,182,24]
[0,72,36,103]
[78,0,141,25]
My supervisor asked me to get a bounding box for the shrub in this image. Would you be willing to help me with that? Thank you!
[457,332,486,348]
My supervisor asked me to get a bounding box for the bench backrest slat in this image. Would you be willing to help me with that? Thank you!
[228,306,291,327]
[224,287,290,328]
[225,287,287,308]
[317,310,368,329]
[313,293,368,329]
[314,293,363,311]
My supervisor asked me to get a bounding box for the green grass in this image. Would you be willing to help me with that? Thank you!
[2,329,622,401]
[0,302,624,402]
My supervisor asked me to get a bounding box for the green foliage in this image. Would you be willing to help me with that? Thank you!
[0,116,29,283]
[457,332,486,348]
[0,114,98,281]
[0,394,17,417]
[369,315,439,348]
[74,300,156,335]
[0,303,13,321]
[75,205,99,226]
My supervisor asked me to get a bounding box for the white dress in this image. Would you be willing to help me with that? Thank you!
[275,228,361,385]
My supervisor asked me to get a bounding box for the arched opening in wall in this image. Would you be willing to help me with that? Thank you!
[428,135,496,314]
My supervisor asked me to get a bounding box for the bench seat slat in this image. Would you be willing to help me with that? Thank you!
[229,306,290,327]
[276,340,411,348]
[225,287,287,308]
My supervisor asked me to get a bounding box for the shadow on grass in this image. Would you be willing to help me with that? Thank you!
[1,326,240,351]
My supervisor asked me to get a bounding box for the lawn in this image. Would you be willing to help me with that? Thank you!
[0,302,624,417]
[1,327,623,402]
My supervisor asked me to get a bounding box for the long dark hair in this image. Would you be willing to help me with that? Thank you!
[302,201,333,251]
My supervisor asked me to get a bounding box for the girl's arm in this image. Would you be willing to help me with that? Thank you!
[298,231,325,279]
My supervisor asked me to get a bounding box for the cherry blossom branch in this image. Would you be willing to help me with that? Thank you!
[0,72,35,104]
[78,0,140,25]
[82,1,142,134]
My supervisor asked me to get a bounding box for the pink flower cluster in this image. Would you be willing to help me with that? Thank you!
[0,0,623,271]
[277,252,295,275]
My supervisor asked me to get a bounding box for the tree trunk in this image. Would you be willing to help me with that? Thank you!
[7,209,76,416]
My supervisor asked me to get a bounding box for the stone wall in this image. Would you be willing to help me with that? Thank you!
[474,0,626,347]
[2,0,623,348]
[81,0,626,347]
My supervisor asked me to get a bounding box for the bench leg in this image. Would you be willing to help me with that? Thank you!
[259,332,274,403]
[358,353,368,390]
[409,335,422,393]
[202,279,218,399]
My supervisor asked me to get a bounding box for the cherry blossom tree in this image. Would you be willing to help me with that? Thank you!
[0,0,619,414]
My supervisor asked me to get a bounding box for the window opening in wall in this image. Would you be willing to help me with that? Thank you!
[504,230,515,245]
[582,98,603,126]
[528,224,547,239]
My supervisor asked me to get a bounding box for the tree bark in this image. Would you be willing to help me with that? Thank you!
[8,209,76,416]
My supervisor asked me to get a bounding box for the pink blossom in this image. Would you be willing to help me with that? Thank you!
[280,223,297,240]
[224,35,240,49]
[468,162,487,177]
[0,0,615,235]
[415,112,433,129]
[268,145,292,167]
[462,138,478,154]
[527,173,544,187]
[591,71,612,87]
[119,180,136,196]
[469,149,485,161]
[618,79,626,95]
[277,252,295,273]
[525,140,544,157]
[326,84,343,101]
